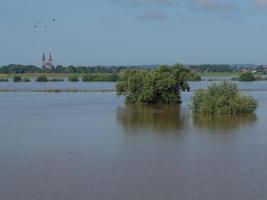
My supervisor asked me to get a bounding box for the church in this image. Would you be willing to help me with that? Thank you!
[42,52,54,69]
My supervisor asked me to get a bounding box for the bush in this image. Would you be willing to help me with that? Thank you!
[191,81,258,114]
[36,75,48,82]
[49,78,64,82]
[13,75,22,82]
[0,78,8,82]
[23,78,31,82]
[116,64,191,104]
[68,75,79,82]
[82,74,95,82]
[239,72,255,81]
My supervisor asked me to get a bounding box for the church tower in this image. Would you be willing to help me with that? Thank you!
[42,52,46,70]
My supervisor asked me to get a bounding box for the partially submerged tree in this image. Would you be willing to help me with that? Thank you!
[191,81,258,114]
[116,64,192,104]
[239,72,255,81]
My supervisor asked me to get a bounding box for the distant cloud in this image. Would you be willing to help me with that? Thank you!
[138,11,168,20]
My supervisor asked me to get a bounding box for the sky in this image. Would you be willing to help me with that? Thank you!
[1,0,267,66]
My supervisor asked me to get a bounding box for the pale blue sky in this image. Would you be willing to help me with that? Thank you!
[1,0,267,66]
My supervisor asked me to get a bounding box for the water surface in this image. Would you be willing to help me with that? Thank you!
[0,83,267,200]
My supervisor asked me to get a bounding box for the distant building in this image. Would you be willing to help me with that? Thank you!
[42,52,54,70]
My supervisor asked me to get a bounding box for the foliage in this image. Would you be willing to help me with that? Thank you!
[36,75,48,82]
[116,64,191,104]
[190,64,232,72]
[48,78,64,82]
[68,75,79,82]
[13,75,22,82]
[0,78,8,82]
[239,72,255,81]
[191,81,258,114]
[82,73,119,82]
[187,73,201,81]
[23,78,31,82]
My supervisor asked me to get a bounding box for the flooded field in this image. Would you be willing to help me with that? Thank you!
[0,81,267,200]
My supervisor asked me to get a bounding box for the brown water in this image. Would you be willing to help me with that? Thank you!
[0,86,267,200]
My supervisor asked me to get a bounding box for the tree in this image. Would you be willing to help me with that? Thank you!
[116,64,191,104]
[36,75,48,82]
[191,81,258,114]
[239,72,255,81]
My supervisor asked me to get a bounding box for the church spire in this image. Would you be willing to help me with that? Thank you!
[48,52,52,62]
[42,52,46,61]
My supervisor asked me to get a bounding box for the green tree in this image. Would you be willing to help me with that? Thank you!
[116,64,191,104]
[13,75,22,82]
[36,75,48,82]
[68,75,79,82]
[191,81,258,114]
[239,72,255,81]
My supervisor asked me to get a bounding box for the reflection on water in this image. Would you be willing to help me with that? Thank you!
[193,113,257,130]
[117,104,188,132]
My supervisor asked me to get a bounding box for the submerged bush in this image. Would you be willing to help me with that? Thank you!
[36,75,48,82]
[0,78,9,82]
[13,75,22,82]
[239,72,255,81]
[49,78,64,82]
[68,75,79,82]
[191,81,258,114]
[23,77,31,82]
[116,64,191,104]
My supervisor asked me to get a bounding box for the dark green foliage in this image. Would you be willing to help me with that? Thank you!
[48,78,64,82]
[82,73,119,82]
[22,78,31,82]
[187,73,201,81]
[68,75,79,82]
[190,64,232,72]
[191,81,258,114]
[36,75,48,82]
[0,78,8,82]
[116,64,191,104]
[239,72,255,81]
[13,75,22,82]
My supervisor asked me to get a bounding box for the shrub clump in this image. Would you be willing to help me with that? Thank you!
[0,78,9,82]
[68,75,79,82]
[191,81,258,114]
[36,75,48,82]
[116,64,192,104]
[239,72,255,81]
[23,78,31,82]
[13,75,22,82]
[49,78,64,82]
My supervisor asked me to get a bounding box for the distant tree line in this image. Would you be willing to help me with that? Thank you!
[0,64,145,74]
[190,64,233,72]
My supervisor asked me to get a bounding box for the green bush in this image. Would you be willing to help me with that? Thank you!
[36,75,48,82]
[191,81,258,114]
[239,72,255,81]
[0,78,9,82]
[49,78,64,82]
[13,75,22,82]
[23,77,31,82]
[82,74,95,82]
[116,64,191,104]
[68,75,79,82]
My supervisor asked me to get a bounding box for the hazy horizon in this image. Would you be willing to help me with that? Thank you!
[2,0,267,66]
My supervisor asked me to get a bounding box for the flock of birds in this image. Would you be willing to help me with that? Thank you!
[33,18,56,29]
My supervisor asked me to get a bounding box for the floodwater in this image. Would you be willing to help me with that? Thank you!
[0,81,267,200]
